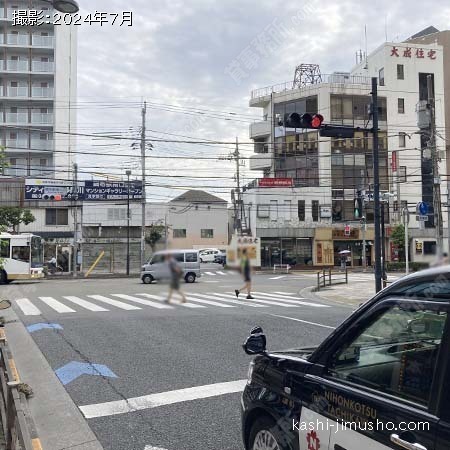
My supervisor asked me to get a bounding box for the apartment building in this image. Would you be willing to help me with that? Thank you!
[242,37,446,268]
[0,0,77,179]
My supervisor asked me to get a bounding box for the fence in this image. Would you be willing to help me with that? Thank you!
[317,268,348,291]
[0,328,40,450]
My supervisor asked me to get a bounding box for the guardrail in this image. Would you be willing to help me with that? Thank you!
[273,264,291,274]
[0,328,41,450]
[317,268,348,291]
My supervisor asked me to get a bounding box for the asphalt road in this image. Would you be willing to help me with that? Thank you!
[4,264,354,450]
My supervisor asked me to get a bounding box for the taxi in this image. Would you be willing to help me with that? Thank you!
[241,266,450,450]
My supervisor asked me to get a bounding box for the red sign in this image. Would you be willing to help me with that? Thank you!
[307,430,321,450]
[391,151,397,172]
[344,225,351,237]
[258,178,294,188]
[391,46,437,60]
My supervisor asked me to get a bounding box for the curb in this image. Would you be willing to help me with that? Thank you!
[299,285,356,309]
[2,307,104,450]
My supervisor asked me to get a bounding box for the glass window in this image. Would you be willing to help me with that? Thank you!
[173,229,186,238]
[270,200,278,221]
[398,98,405,114]
[399,166,407,183]
[45,208,68,226]
[329,303,447,406]
[312,200,319,222]
[12,246,30,262]
[174,253,184,262]
[399,132,406,148]
[151,254,165,264]
[30,236,43,267]
[298,200,305,221]
[185,252,197,263]
[397,64,405,80]
[379,67,385,86]
[201,229,214,239]
[0,239,10,258]
[424,241,436,255]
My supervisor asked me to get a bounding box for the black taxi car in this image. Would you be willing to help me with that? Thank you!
[241,266,450,450]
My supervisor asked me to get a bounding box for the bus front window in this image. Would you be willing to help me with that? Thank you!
[31,237,43,268]
[12,246,31,263]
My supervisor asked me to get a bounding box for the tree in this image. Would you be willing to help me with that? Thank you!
[391,224,406,261]
[0,207,35,234]
[145,224,164,252]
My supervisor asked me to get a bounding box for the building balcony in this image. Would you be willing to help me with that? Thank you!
[6,34,30,45]
[32,86,54,97]
[32,35,54,47]
[6,60,29,71]
[5,139,28,149]
[31,113,53,125]
[249,154,272,171]
[31,61,54,72]
[4,112,28,123]
[250,120,271,139]
[31,139,53,150]
[7,86,28,97]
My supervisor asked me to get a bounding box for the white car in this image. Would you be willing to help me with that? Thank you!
[199,249,221,263]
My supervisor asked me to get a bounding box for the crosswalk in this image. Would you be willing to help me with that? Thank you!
[14,290,330,317]
[202,270,236,277]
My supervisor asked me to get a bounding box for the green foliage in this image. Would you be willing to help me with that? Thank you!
[386,261,429,272]
[0,207,36,233]
[0,147,7,175]
[145,225,165,251]
[390,224,406,261]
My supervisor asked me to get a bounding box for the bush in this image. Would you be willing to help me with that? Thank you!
[386,261,429,272]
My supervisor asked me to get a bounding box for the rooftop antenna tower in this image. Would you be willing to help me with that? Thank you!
[363,25,369,69]
[292,64,322,89]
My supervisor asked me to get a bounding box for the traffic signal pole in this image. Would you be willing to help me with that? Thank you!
[372,77,382,293]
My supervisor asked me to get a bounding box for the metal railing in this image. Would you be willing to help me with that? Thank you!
[317,267,348,291]
[0,328,41,450]
[251,74,371,100]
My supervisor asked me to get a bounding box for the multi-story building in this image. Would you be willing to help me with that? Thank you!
[0,1,77,178]
[242,36,446,268]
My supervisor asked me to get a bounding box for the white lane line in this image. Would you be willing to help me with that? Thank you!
[87,295,141,311]
[274,291,296,295]
[144,446,167,450]
[204,272,216,276]
[186,296,234,308]
[221,293,297,308]
[269,275,287,280]
[63,296,109,312]
[113,294,173,310]
[80,379,247,419]
[270,314,336,330]
[38,297,76,313]
[136,293,206,309]
[216,271,227,276]
[252,292,330,308]
[16,298,41,316]
[194,293,265,308]
[203,281,219,283]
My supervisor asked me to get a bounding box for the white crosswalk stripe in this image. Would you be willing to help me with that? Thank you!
[204,272,217,276]
[186,296,234,308]
[16,298,41,316]
[216,271,227,276]
[63,296,109,312]
[219,293,297,308]
[252,292,329,308]
[270,276,287,280]
[112,294,173,310]
[88,295,141,311]
[274,291,296,295]
[39,297,76,313]
[190,293,265,308]
[136,293,206,309]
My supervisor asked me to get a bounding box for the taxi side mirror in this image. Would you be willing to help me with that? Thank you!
[243,326,267,355]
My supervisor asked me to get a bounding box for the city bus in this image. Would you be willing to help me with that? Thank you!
[0,233,44,284]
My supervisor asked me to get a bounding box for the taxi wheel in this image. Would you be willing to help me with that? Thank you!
[142,274,154,284]
[249,416,290,450]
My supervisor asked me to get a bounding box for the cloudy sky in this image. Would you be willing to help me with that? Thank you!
[73,0,450,202]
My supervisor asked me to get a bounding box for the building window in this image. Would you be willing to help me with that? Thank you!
[399,132,406,148]
[298,200,305,221]
[312,200,319,222]
[45,208,68,226]
[379,68,385,86]
[201,229,214,239]
[397,64,404,80]
[173,229,186,238]
[424,241,437,255]
[399,166,407,182]
[270,200,278,221]
[257,205,270,218]
[398,98,405,114]
[39,159,47,167]
[107,209,126,221]
[284,200,292,221]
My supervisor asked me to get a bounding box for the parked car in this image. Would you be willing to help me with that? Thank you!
[141,250,201,284]
[213,253,226,266]
[199,249,222,263]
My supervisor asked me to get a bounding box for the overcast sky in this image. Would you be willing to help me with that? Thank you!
[74,0,450,202]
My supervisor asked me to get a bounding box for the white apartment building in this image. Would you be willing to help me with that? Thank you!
[242,36,446,268]
[0,0,77,179]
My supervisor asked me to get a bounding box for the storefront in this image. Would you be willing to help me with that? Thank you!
[260,238,313,268]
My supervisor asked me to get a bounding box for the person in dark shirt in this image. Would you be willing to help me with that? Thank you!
[235,248,254,300]
[165,254,187,304]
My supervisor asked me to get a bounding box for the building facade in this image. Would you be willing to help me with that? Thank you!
[242,38,446,268]
[0,1,77,179]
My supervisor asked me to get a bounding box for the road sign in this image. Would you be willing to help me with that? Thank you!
[417,202,428,216]
[416,215,429,222]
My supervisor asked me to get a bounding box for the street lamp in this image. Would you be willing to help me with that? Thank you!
[44,0,80,13]
[126,170,132,276]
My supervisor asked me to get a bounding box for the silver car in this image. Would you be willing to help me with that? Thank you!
[141,250,201,284]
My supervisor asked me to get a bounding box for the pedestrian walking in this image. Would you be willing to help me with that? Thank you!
[235,248,254,300]
[165,254,187,304]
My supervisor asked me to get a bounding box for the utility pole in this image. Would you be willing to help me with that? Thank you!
[427,75,443,255]
[72,162,78,278]
[403,207,410,274]
[232,137,244,235]
[126,169,131,276]
[140,101,147,266]
[371,77,382,293]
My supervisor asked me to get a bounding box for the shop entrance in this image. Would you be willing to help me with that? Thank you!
[334,240,372,267]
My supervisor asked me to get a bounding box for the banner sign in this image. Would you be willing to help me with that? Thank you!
[258,178,294,188]
[25,179,143,201]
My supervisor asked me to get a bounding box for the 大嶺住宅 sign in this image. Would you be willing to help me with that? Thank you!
[258,178,294,188]
[390,45,437,60]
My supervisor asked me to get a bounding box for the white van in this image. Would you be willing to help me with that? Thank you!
[141,250,201,284]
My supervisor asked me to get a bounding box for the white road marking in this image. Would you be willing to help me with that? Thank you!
[80,379,247,419]
[252,292,330,308]
[194,293,265,308]
[144,446,168,450]
[38,297,76,313]
[186,296,234,308]
[63,296,109,312]
[274,291,296,295]
[216,271,227,276]
[270,314,336,330]
[16,298,41,316]
[87,295,141,311]
[113,294,173,310]
[136,293,206,309]
[269,275,286,280]
[204,272,216,276]
[221,293,297,308]
[203,280,219,283]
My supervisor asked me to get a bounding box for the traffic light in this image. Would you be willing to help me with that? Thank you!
[283,113,324,129]
[320,125,355,138]
[42,194,62,201]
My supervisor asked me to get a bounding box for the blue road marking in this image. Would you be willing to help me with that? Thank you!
[55,361,118,386]
[27,323,63,333]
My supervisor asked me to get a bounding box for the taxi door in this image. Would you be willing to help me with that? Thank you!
[297,297,448,450]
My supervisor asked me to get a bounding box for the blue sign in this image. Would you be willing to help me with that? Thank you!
[55,361,118,385]
[418,202,429,216]
[27,323,63,333]
[84,180,143,201]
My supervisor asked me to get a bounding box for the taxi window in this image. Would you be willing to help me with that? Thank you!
[185,253,197,262]
[174,253,184,263]
[328,303,447,407]
[393,278,450,298]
